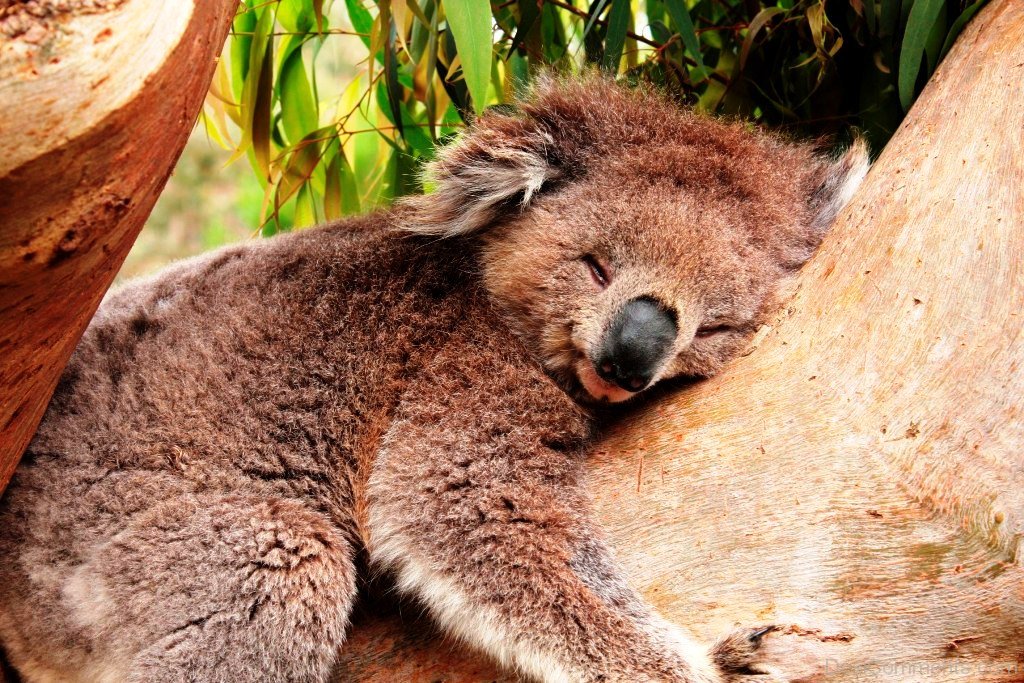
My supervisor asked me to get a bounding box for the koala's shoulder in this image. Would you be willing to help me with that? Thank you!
[103,211,472,317]
[89,212,494,399]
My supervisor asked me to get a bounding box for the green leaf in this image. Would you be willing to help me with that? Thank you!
[665,0,703,68]
[506,48,529,97]
[424,1,440,139]
[339,155,360,214]
[541,2,567,63]
[231,7,275,178]
[404,0,432,30]
[601,0,630,72]
[345,0,375,48]
[645,0,665,25]
[443,0,493,114]
[739,6,783,71]
[252,31,275,181]
[510,0,541,54]
[687,64,713,83]
[324,139,360,219]
[293,182,316,227]
[923,1,946,72]
[280,50,319,146]
[393,144,417,197]
[375,80,434,153]
[879,0,900,38]
[939,0,986,62]
[278,0,313,32]
[230,4,257,101]
[276,134,324,216]
[898,0,945,111]
[276,33,308,76]
[261,220,280,238]
[382,6,406,137]
[437,28,471,118]
[409,0,433,64]
[397,63,416,90]
[324,155,343,220]
[584,0,612,37]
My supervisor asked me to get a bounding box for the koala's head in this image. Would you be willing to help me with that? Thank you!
[402,75,868,404]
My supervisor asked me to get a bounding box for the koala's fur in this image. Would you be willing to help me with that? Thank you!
[0,76,867,683]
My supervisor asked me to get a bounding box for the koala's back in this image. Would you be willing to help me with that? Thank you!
[0,212,493,678]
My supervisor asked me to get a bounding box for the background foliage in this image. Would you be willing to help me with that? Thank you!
[199,0,986,235]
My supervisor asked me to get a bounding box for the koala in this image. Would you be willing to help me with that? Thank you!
[0,75,867,683]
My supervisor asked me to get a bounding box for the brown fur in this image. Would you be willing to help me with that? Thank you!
[0,75,867,682]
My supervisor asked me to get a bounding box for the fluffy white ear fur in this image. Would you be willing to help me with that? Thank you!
[402,106,868,239]
[810,137,870,233]
[401,128,560,237]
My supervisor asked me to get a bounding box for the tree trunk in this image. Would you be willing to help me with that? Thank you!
[1,0,1020,680]
[0,0,238,490]
[333,0,1024,680]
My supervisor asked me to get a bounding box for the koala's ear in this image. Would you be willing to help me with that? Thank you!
[808,137,870,233]
[400,113,561,237]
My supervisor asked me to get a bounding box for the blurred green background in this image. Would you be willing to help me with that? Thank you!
[119,0,985,282]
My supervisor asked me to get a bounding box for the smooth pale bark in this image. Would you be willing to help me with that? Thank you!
[333,0,1024,680]
[0,0,239,490]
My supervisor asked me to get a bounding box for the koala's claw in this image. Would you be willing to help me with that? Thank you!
[712,622,855,682]
[746,625,778,644]
[711,625,788,682]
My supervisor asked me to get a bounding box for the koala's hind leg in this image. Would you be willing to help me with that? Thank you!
[81,492,357,683]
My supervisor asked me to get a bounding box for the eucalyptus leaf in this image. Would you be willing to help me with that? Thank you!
[601,0,630,72]
[898,0,945,111]
[665,0,703,68]
[344,0,374,48]
[214,0,972,223]
[230,5,257,101]
[443,0,493,114]
[383,7,406,136]
[584,0,612,37]
[294,182,317,227]
[278,0,313,32]
[940,0,987,61]
[280,50,318,146]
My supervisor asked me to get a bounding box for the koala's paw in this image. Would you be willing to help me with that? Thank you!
[711,625,784,682]
[711,624,855,683]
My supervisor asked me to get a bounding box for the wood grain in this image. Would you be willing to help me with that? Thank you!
[332,0,1024,679]
[0,0,239,490]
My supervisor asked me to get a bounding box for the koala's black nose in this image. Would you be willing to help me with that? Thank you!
[595,297,677,392]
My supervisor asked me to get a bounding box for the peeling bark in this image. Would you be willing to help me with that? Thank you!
[333,0,1024,679]
[0,0,239,489]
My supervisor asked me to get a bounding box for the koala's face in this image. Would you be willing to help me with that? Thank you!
[479,175,785,403]
[404,76,867,404]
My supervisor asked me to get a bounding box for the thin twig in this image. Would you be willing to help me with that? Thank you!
[236,0,281,16]
[230,29,370,37]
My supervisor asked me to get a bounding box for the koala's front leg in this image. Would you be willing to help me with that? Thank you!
[367,358,746,682]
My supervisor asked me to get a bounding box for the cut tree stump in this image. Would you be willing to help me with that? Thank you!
[332,0,1024,680]
[0,0,238,491]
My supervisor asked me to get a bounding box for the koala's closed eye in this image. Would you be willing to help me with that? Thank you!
[581,254,611,289]
[695,324,734,338]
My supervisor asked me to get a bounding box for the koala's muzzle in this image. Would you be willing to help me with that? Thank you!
[595,297,677,392]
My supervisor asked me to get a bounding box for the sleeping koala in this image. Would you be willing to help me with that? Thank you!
[0,75,867,682]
